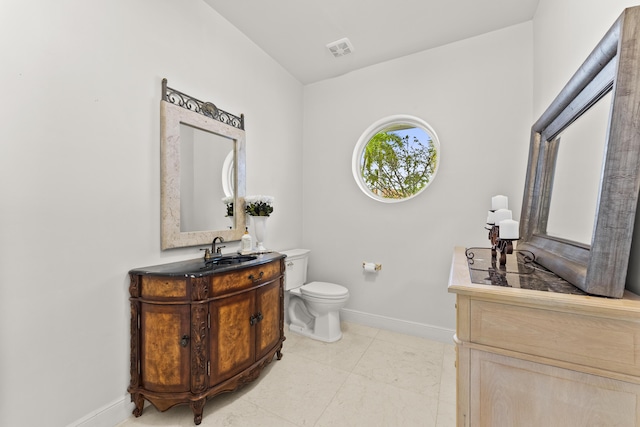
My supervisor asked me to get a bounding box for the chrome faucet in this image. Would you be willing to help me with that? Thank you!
[212,236,225,255]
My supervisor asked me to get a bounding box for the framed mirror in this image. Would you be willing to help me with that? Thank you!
[518,6,640,298]
[160,80,246,249]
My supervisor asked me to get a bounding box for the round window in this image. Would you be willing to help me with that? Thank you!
[352,115,440,202]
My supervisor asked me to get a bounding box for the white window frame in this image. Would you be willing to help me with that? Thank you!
[352,114,440,203]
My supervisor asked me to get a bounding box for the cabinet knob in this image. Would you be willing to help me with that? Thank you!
[249,312,264,325]
[180,335,190,347]
[248,271,264,282]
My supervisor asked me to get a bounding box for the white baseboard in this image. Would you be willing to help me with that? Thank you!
[67,395,132,427]
[340,308,455,344]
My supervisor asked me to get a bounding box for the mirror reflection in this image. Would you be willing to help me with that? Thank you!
[179,123,234,232]
[546,91,612,244]
[221,150,235,198]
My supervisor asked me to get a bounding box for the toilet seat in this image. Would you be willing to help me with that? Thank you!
[300,281,349,300]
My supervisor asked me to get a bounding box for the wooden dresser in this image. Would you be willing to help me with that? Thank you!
[128,252,286,425]
[448,246,640,426]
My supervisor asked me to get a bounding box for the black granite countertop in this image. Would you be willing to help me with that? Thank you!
[465,247,587,295]
[129,252,285,278]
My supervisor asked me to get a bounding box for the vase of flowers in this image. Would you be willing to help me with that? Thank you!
[222,196,234,229]
[245,195,274,251]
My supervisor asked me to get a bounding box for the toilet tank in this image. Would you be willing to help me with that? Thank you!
[281,249,310,290]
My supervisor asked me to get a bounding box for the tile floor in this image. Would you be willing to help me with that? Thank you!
[117,322,457,427]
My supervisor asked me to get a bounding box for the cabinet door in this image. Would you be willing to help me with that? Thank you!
[469,349,640,426]
[255,280,282,360]
[210,291,256,382]
[140,303,191,393]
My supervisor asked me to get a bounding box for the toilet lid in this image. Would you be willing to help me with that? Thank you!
[300,281,349,298]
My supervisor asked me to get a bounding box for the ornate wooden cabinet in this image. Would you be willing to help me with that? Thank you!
[128,253,286,425]
[448,247,640,426]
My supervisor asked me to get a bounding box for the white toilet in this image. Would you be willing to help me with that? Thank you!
[282,249,350,342]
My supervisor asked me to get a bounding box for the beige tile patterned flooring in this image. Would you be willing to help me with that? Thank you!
[117,322,456,427]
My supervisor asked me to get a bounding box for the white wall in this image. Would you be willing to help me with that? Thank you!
[533,0,640,117]
[0,0,303,425]
[302,23,533,335]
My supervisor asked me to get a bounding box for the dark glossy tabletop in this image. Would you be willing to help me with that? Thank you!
[129,251,285,278]
[465,247,587,295]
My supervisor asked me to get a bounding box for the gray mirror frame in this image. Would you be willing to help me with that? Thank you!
[518,7,640,298]
[160,90,246,250]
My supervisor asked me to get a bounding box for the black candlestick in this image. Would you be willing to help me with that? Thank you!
[488,224,516,267]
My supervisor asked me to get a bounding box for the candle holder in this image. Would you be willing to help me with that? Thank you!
[487,224,518,267]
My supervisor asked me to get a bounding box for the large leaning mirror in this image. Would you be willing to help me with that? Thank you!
[518,6,640,298]
[160,79,246,249]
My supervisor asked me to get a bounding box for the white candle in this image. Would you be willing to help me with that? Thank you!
[499,219,519,239]
[492,195,508,211]
[487,210,495,224]
[493,208,512,226]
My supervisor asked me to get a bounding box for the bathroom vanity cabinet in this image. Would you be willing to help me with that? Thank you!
[128,253,286,425]
[448,247,640,426]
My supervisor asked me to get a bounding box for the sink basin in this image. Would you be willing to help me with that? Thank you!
[203,254,258,268]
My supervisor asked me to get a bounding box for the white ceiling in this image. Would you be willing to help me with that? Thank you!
[203,0,540,85]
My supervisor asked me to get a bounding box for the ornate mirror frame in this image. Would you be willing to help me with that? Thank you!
[518,7,640,298]
[160,79,247,249]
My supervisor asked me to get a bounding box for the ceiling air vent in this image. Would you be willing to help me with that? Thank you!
[326,38,354,58]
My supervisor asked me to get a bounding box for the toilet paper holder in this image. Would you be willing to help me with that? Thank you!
[362,262,382,272]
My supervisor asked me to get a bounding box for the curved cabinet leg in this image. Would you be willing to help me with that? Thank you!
[276,348,283,360]
[191,398,206,425]
[131,393,144,417]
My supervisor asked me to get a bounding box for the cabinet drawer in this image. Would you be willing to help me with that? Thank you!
[140,276,188,301]
[212,260,281,297]
[469,300,640,376]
